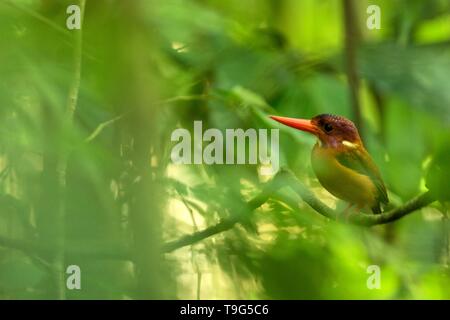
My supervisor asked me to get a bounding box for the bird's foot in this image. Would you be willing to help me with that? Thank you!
[337,204,354,223]
[337,204,361,224]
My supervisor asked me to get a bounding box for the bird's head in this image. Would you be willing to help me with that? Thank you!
[270,114,362,148]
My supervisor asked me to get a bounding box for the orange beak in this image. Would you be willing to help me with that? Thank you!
[270,115,318,135]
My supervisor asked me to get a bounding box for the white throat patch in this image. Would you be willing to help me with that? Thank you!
[342,140,358,149]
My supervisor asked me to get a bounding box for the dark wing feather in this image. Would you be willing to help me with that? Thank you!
[336,147,389,212]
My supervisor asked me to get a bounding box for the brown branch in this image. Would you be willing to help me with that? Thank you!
[162,219,237,253]
[349,192,434,226]
[162,176,284,253]
[284,170,435,226]
[161,169,436,252]
[0,170,436,258]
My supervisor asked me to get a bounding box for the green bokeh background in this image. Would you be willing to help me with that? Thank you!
[0,0,449,299]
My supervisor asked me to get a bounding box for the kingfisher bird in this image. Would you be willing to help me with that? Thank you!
[270,114,388,215]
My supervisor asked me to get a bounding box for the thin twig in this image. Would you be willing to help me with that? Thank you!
[52,0,86,300]
[161,169,435,252]
[85,114,125,143]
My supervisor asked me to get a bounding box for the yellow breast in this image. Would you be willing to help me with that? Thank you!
[311,144,377,208]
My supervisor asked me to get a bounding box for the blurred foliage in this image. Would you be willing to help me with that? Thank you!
[0,0,449,299]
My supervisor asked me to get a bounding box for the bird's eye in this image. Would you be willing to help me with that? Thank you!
[323,123,333,133]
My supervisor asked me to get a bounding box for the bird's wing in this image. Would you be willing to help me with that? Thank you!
[335,147,389,207]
